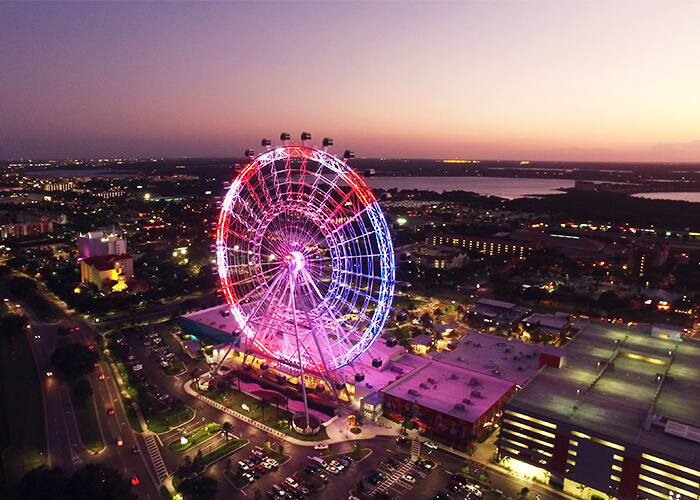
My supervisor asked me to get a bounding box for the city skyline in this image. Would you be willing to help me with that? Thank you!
[2,1,700,163]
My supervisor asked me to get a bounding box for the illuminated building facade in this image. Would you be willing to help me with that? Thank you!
[77,227,127,258]
[382,358,517,449]
[499,320,700,500]
[427,231,537,259]
[80,254,133,291]
[0,219,53,238]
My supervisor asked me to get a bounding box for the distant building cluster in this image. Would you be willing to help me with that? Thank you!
[0,218,53,238]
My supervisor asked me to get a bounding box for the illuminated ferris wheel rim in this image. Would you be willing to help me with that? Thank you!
[214,135,395,372]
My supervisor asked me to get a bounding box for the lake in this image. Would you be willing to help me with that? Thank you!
[365,176,574,199]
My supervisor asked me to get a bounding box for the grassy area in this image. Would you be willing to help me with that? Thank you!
[224,469,250,489]
[159,485,172,500]
[103,359,142,432]
[124,403,143,433]
[163,360,185,376]
[168,423,221,452]
[195,386,330,441]
[147,406,195,434]
[202,438,247,464]
[112,360,138,400]
[320,447,372,462]
[265,417,330,442]
[0,327,47,497]
[262,445,289,463]
[107,353,193,434]
[68,379,104,453]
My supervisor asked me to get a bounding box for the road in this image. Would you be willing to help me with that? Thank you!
[1,291,159,499]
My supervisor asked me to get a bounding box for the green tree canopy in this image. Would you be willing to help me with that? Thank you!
[65,463,137,500]
[50,343,99,378]
[178,475,218,500]
[16,466,68,500]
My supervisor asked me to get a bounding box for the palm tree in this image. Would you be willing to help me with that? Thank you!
[220,421,234,443]
[258,398,270,422]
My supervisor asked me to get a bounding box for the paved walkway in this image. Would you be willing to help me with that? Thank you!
[183,372,406,447]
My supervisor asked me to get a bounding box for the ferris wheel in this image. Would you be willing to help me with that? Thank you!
[215,133,395,383]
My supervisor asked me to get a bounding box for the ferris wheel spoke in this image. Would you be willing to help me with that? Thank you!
[233,264,287,308]
[239,270,294,363]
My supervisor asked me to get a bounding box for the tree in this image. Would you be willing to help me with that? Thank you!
[16,466,68,500]
[178,475,218,500]
[521,487,531,500]
[72,378,93,408]
[0,314,27,338]
[220,421,234,443]
[420,312,433,329]
[66,463,137,500]
[176,455,194,480]
[193,450,205,473]
[50,343,99,378]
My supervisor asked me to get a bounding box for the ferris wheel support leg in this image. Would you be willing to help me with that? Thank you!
[289,274,311,430]
[239,270,289,369]
[300,305,344,411]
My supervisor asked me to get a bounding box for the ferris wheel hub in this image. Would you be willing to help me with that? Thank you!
[284,251,306,274]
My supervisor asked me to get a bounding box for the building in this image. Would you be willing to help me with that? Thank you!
[467,298,531,333]
[627,243,670,276]
[499,320,700,500]
[77,227,127,259]
[396,243,467,269]
[430,329,565,387]
[521,312,571,345]
[0,218,54,238]
[410,333,434,355]
[427,232,537,259]
[359,391,384,422]
[80,254,133,291]
[382,356,517,449]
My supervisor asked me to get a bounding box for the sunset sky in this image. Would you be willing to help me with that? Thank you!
[2,1,700,163]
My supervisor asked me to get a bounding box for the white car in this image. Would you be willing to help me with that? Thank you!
[402,473,416,484]
[425,441,438,449]
[242,472,255,483]
[326,465,340,475]
[266,458,278,468]
[284,477,298,488]
[314,443,329,450]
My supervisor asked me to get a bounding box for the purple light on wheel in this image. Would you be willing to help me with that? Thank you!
[215,143,395,372]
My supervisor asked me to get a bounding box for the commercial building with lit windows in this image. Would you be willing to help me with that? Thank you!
[498,320,700,500]
[427,232,537,259]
